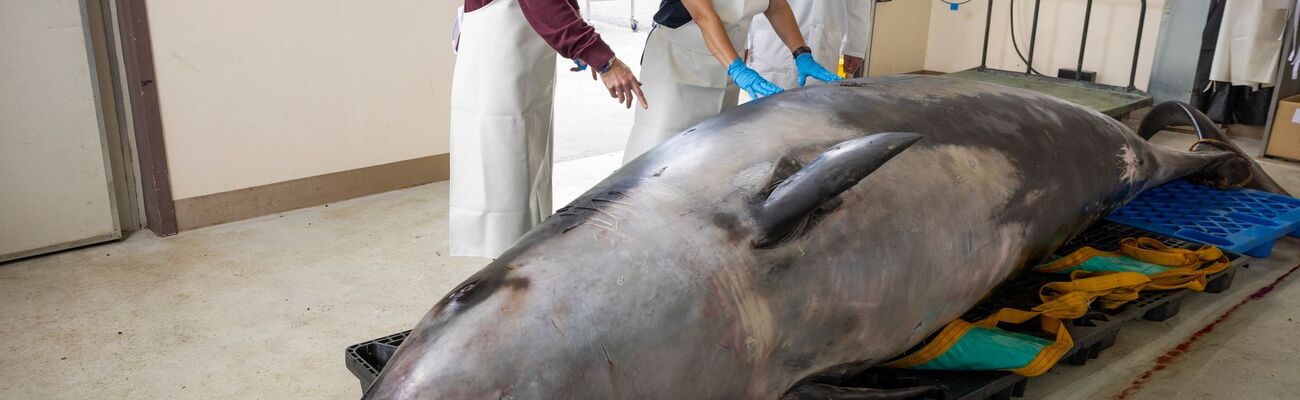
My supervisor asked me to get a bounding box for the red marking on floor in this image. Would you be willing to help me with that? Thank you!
[1112,263,1300,400]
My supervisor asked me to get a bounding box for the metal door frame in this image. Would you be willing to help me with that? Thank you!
[110,0,178,236]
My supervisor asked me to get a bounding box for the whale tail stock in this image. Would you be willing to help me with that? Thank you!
[1137,101,1289,196]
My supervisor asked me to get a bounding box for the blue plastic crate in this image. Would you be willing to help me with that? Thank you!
[1106,180,1300,257]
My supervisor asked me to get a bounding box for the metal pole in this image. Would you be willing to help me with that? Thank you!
[1075,0,1094,80]
[1128,0,1147,90]
[861,0,878,76]
[1026,0,1042,75]
[980,0,994,69]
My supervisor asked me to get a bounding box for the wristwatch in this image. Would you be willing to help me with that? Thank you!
[597,59,615,74]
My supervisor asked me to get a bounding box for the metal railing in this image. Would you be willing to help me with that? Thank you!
[978,0,1148,90]
[583,0,642,32]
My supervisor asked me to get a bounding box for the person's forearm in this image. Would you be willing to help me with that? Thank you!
[764,0,806,52]
[518,0,614,68]
[681,0,741,66]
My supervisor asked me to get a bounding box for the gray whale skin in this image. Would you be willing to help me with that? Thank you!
[364,75,1287,399]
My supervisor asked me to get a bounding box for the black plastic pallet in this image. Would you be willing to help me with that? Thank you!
[345,221,1248,397]
[346,330,408,391]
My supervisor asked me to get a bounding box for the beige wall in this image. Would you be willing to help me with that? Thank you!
[923,0,1166,89]
[868,0,933,76]
[147,1,456,199]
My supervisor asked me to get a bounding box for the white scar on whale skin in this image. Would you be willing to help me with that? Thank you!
[1118,145,1141,184]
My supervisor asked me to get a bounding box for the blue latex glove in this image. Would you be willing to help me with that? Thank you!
[570,58,588,72]
[727,58,784,99]
[795,53,842,87]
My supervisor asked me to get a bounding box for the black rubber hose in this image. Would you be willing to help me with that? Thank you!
[1008,0,1045,76]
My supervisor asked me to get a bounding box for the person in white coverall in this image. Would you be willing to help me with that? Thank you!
[622,0,842,164]
[450,0,648,258]
[748,0,874,88]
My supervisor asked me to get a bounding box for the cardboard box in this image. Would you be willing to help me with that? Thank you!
[1267,95,1300,161]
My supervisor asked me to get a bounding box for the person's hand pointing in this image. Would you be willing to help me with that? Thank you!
[598,58,648,110]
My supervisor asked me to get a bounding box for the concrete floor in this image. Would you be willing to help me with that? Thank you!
[0,183,476,399]
[7,17,1300,400]
[552,16,648,162]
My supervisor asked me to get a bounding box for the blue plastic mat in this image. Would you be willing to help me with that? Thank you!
[1107,180,1300,257]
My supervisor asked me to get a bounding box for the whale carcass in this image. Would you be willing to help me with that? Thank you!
[364,75,1288,399]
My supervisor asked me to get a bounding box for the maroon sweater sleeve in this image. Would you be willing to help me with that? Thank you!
[464,0,615,69]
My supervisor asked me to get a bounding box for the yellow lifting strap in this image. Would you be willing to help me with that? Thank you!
[886,319,976,369]
[1034,271,1150,319]
[981,309,1074,377]
[1031,237,1230,318]
[891,238,1230,377]
[886,308,1074,377]
[1119,237,1230,291]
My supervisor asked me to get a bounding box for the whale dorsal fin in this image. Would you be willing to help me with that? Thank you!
[753,132,923,247]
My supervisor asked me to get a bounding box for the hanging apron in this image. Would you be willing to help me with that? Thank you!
[1208,0,1289,87]
[449,0,557,258]
[748,0,842,89]
[624,0,770,163]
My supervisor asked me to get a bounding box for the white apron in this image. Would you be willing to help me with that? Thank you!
[1209,0,1289,87]
[449,0,557,258]
[623,0,770,163]
[748,0,873,89]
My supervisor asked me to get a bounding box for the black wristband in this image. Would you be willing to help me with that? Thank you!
[792,46,812,58]
[597,60,614,74]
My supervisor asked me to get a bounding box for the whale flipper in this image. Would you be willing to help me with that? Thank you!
[753,132,923,247]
